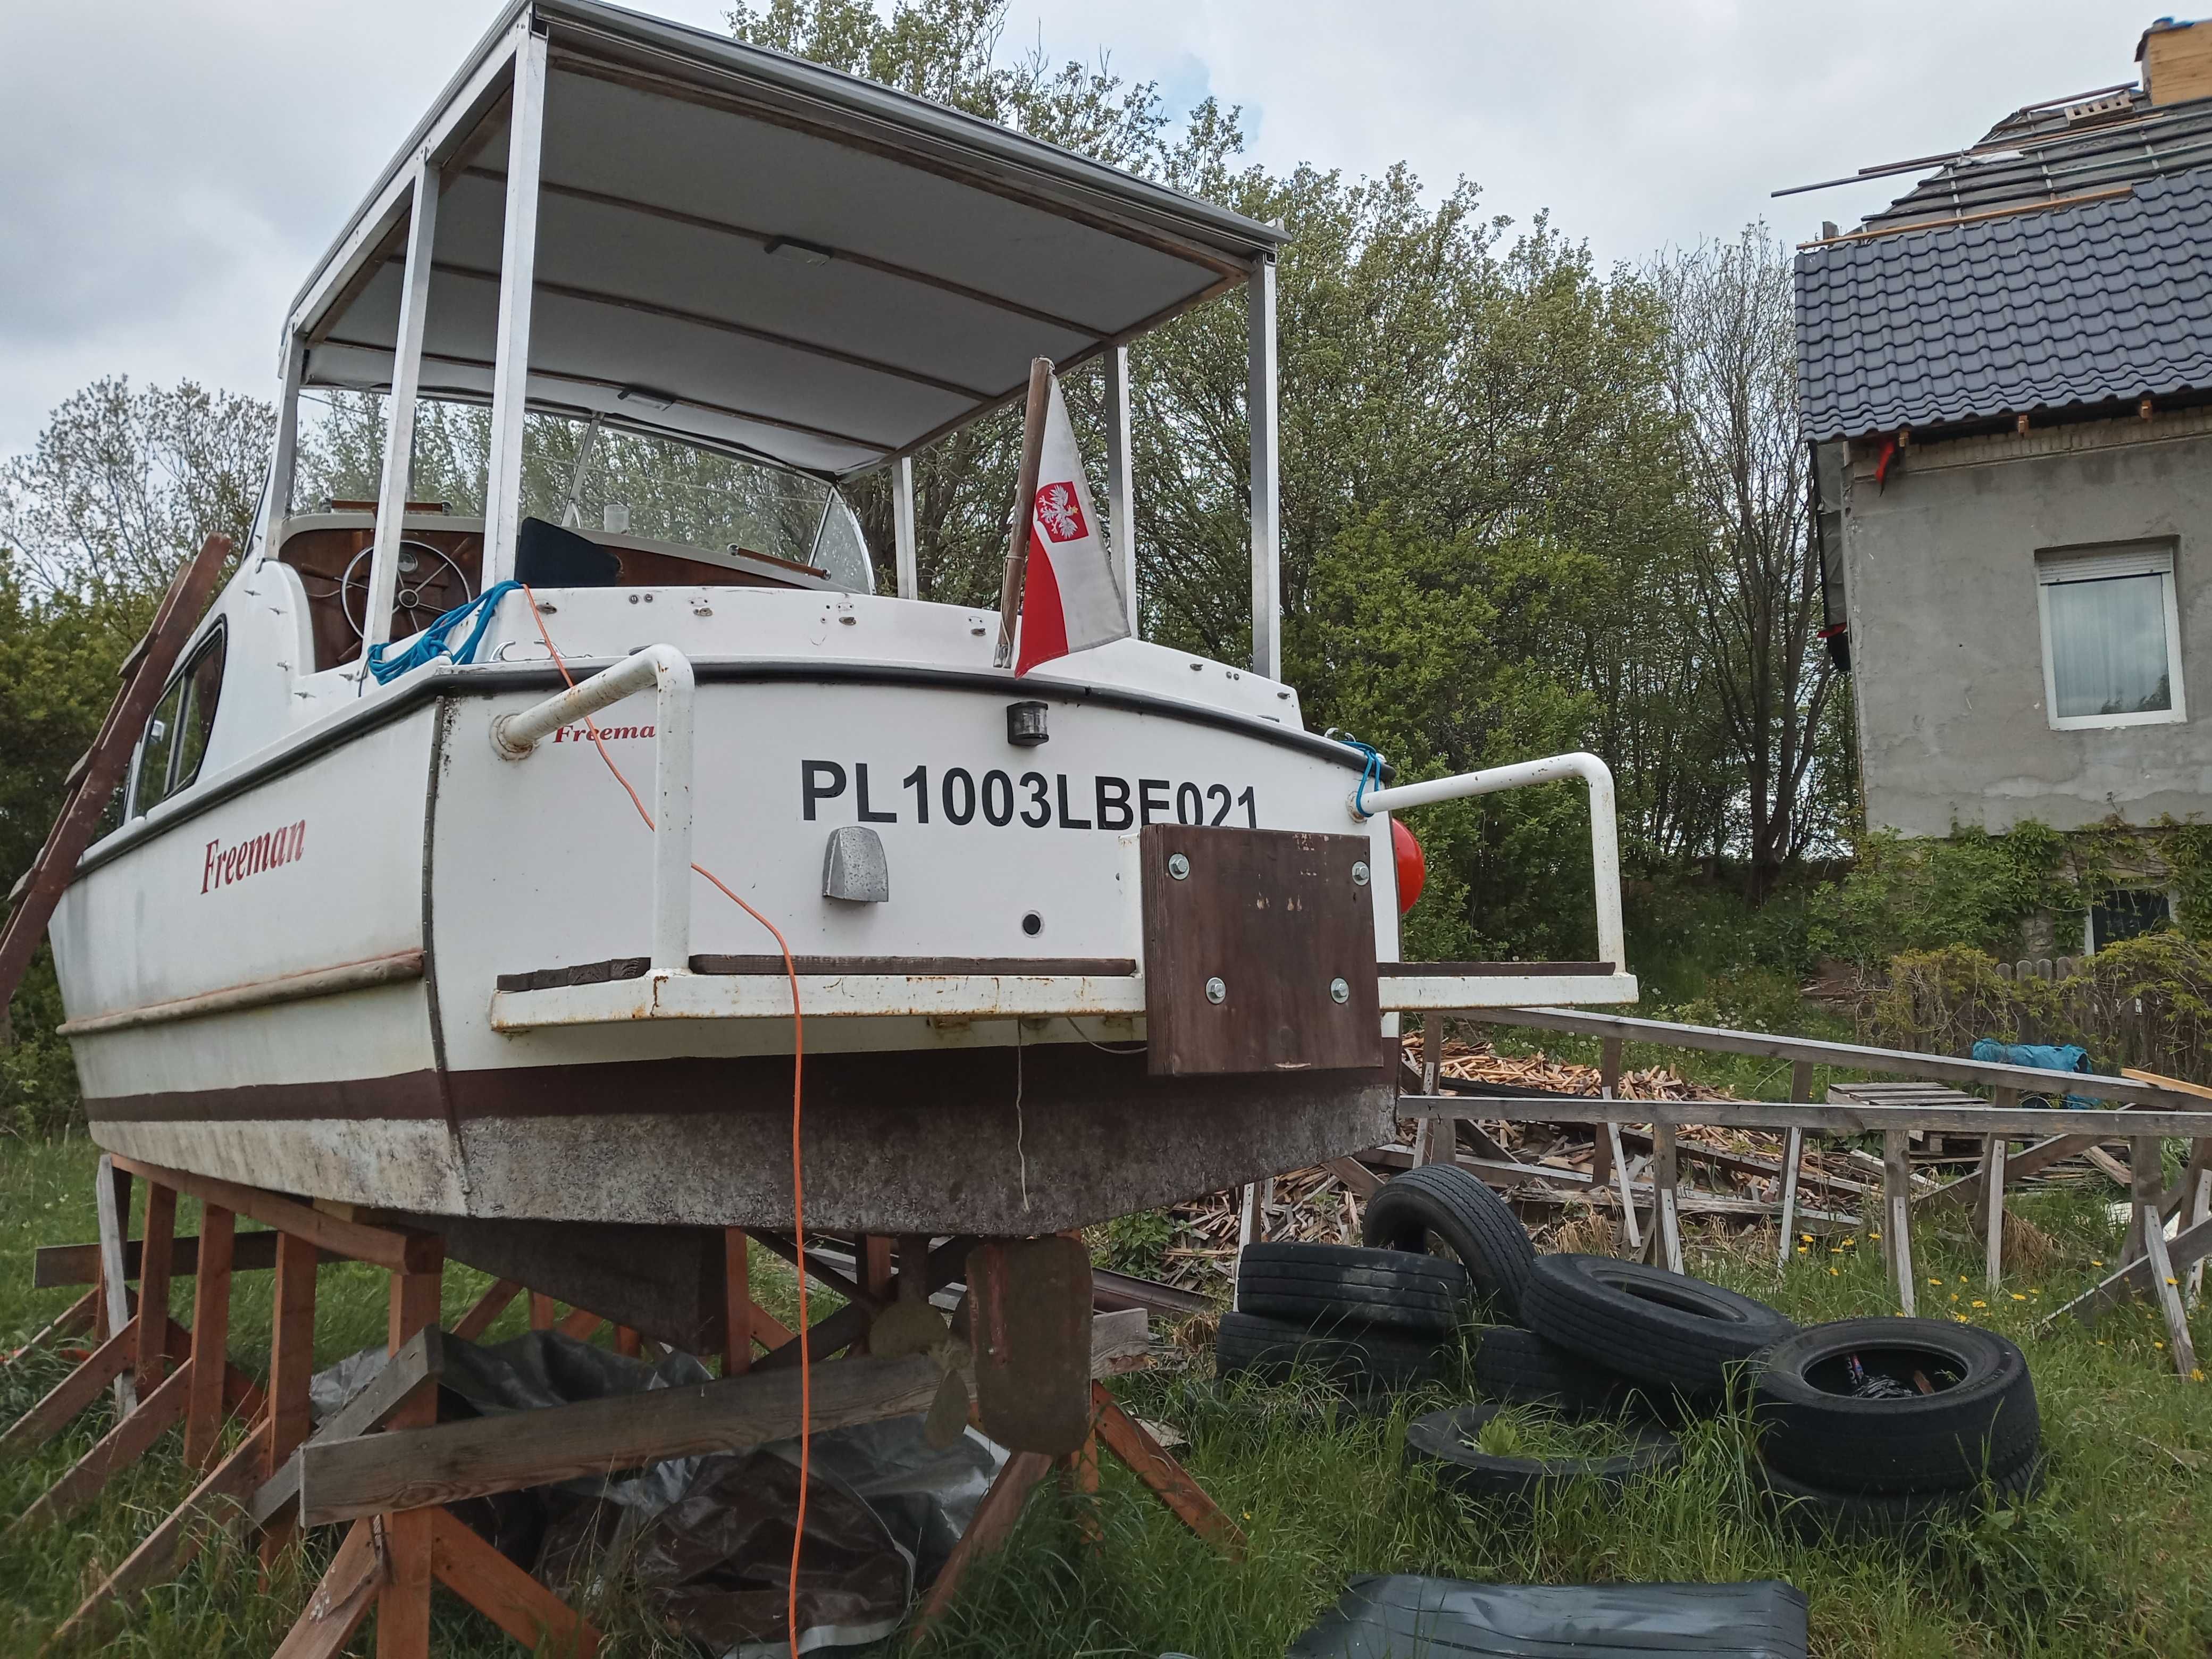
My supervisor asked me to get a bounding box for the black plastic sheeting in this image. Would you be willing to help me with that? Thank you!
[1287,1575,1809,1658]
[311,1331,1003,1657]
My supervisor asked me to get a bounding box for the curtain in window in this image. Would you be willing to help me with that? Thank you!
[2046,573,2172,718]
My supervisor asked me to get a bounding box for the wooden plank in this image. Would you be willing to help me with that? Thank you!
[2187,1145,2212,1308]
[554,1305,604,1342]
[263,1231,319,1562]
[1983,1134,2007,1291]
[1480,1006,2193,1105]
[1140,824,1379,1076]
[107,1155,438,1274]
[183,1205,236,1469]
[48,1419,270,1648]
[1320,1157,1380,1200]
[750,1236,977,1373]
[1884,1129,1916,1317]
[10,1359,194,1535]
[429,1507,600,1656]
[1652,1122,1683,1274]
[94,1157,136,1416]
[451,1277,522,1342]
[2140,1218,2198,1380]
[723,1227,751,1376]
[271,1520,380,1659]
[2123,1067,2212,1101]
[1398,1094,2212,1138]
[1776,1127,1804,1269]
[36,1229,316,1289]
[2,1288,96,1372]
[1592,1039,1623,1188]
[751,1302,795,1350]
[300,1353,943,1524]
[2049,1213,2212,1327]
[249,1326,445,1531]
[133,1183,178,1397]
[911,1449,1054,1633]
[1091,1385,1245,1554]
[0,1316,140,1456]
[379,1266,443,1659]
[615,1325,641,1356]
[528,1292,557,1331]
[749,1230,880,1311]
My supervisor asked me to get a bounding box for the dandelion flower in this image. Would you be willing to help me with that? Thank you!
[2010,1293,2026,1301]
[1972,1300,1986,1308]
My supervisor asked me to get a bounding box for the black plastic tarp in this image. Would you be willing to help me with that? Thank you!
[1286,1574,1810,1658]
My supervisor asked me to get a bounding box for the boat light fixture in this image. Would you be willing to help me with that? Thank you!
[615,384,676,411]
[765,236,835,266]
[1007,701,1049,746]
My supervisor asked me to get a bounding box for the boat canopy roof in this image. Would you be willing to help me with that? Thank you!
[289,0,1284,481]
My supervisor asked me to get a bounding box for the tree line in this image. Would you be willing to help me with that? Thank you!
[2,0,1844,984]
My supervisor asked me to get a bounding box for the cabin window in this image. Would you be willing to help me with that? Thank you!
[2086,887,2173,952]
[130,624,226,817]
[2034,541,2186,730]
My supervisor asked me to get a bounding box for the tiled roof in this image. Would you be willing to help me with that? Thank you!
[1795,167,2212,441]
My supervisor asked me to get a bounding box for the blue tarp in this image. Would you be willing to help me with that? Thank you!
[1971,1040,2096,1109]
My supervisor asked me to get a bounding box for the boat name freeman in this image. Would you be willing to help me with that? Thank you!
[801,760,1258,831]
[202,820,308,893]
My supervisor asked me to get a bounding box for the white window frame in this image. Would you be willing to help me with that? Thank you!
[2034,540,2187,731]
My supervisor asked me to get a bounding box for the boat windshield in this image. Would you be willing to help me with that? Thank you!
[292,395,873,592]
[526,413,872,590]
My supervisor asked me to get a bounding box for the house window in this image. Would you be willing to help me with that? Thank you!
[2086,887,2174,952]
[2035,541,2185,729]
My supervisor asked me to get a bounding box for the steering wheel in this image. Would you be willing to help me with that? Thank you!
[327,540,475,642]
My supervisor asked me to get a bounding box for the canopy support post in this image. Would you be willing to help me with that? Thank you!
[258,336,306,561]
[1246,254,1280,682]
[1106,342,1137,634]
[481,19,548,589]
[362,157,440,656]
[892,455,918,600]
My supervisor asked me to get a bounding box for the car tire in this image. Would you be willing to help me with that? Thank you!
[1752,1449,2045,1540]
[1214,1310,1442,1394]
[1752,1318,2040,1494]
[1520,1254,1794,1401]
[1360,1165,1538,1320]
[1237,1242,1471,1337]
[1467,1323,1654,1419]
[1405,1403,1681,1503]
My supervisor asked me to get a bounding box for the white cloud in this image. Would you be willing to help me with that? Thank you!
[0,0,2156,454]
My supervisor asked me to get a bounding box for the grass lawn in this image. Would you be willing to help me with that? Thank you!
[2,1134,2207,1658]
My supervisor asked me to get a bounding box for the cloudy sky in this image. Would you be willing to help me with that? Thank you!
[0,0,2157,455]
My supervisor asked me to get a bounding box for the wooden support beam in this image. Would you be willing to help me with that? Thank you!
[183,1205,236,1470]
[429,1507,601,1656]
[614,1325,641,1356]
[723,1227,751,1376]
[34,1228,317,1289]
[10,1358,193,1535]
[2,1288,96,1373]
[749,1230,880,1311]
[1884,1129,1916,1317]
[2131,1135,2197,1380]
[1,1316,141,1456]
[1091,1384,1246,1554]
[271,1519,380,1659]
[751,1301,795,1351]
[48,1419,270,1648]
[1591,1038,1624,1188]
[133,1183,178,1396]
[107,1155,440,1275]
[2047,1213,2212,1329]
[911,1449,1054,1635]
[250,1327,445,1532]
[527,1292,556,1331]
[2186,1143,2212,1308]
[94,1155,135,1414]
[1651,1121,1683,1273]
[451,1277,521,1343]
[856,1235,895,1355]
[301,1353,943,1524]
[263,1231,320,1563]
[553,1305,604,1342]
[377,1261,443,1659]
[752,1236,976,1374]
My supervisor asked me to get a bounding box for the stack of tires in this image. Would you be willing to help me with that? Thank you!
[1749,1318,2043,1538]
[1214,1242,1470,1395]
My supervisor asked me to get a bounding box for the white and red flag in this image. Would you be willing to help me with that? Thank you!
[1010,374,1129,676]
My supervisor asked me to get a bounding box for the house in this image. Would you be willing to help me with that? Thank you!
[1796,18,2212,942]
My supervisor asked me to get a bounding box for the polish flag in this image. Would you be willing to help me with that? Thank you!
[1013,376,1129,675]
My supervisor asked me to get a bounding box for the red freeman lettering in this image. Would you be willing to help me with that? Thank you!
[202,820,307,893]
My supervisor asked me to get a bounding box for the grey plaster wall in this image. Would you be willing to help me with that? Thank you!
[1842,420,2212,837]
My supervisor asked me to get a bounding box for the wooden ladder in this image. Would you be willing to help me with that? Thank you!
[0,534,232,1012]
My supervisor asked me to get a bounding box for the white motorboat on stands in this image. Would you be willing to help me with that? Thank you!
[47,0,1635,1295]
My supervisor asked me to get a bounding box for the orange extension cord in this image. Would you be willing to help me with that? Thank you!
[520,588,813,1645]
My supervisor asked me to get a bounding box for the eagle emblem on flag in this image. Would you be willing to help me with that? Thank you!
[1035,482,1087,543]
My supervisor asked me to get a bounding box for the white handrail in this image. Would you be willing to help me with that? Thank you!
[1350,750,1625,973]
[491,646,696,970]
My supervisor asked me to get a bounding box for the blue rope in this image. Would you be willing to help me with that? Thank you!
[1334,735,1385,816]
[365,581,524,684]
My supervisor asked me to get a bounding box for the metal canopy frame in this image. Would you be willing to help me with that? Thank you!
[271,0,1287,675]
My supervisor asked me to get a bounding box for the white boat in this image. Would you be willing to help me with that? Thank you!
[49,0,1635,1246]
